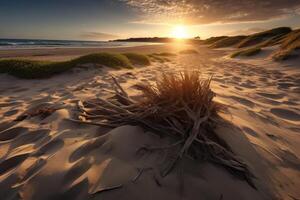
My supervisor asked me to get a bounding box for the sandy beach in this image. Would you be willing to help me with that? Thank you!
[0,43,299,200]
[2,0,300,198]
[0,44,182,61]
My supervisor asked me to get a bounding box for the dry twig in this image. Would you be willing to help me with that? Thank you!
[71,71,256,188]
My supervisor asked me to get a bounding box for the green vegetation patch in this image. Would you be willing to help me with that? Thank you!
[0,52,152,79]
[122,53,150,66]
[0,60,73,79]
[272,29,300,61]
[231,47,262,58]
[203,36,228,45]
[210,36,247,48]
[236,27,292,48]
[73,53,132,69]
[279,29,300,49]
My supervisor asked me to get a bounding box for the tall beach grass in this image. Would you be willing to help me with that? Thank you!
[0,52,151,79]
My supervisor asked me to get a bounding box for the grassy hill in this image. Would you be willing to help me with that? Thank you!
[272,29,300,61]
[236,27,292,48]
[203,36,228,45]
[205,27,300,61]
[210,36,247,48]
[0,52,150,79]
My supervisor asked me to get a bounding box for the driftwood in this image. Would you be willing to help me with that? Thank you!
[71,71,256,188]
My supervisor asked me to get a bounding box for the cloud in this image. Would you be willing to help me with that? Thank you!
[122,0,300,24]
[80,32,118,40]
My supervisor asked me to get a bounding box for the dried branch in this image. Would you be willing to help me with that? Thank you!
[71,71,256,188]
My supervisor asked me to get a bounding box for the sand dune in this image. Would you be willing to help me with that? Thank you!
[0,45,299,200]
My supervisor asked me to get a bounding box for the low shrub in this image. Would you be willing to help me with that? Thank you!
[210,36,247,48]
[122,53,150,66]
[231,47,262,58]
[0,52,152,78]
[236,27,292,48]
[72,53,132,69]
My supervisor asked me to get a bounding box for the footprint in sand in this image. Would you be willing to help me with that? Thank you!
[283,100,299,106]
[14,158,47,187]
[11,129,50,149]
[278,149,300,170]
[3,109,19,117]
[29,97,53,105]
[33,138,64,157]
[242,127,258,137]
[247,110,278,126]
[232,76,242,82]
[240,82,257,89]
[69,136,107,162]
[0,121,17,133]
[0,127,28,142]
[271,108,300,121]
[0,102,16,108]
[234,86,243,91]
[0,173,21,200]
[254,95,282,106]
[259,77,268,82]
[62,157,93,187]
[59,178,89,200]
[266,133,278,141]
[219,84,229,88]
[256,92,285,100]
[288,127,300,133]
[230,96,255,108]
[0,153,29,176]
[277,82,295,89]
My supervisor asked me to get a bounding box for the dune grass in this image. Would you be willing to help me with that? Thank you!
[272,29,300,61]
[230,34,283,59]
[0,52,151,79]
[179,49,198,54]
[231,47,262,58]
[203,36,228,45]
[272,48,299,61]
[228,28,299,60]
[122,53,150,66]
[210,36,247,48]
[0,60,73,79]
[263,33,290,47]
[236,27,292,48]
[280,29,300,49]
[152,52,177,57]
[71,71,255,187]
[72,53,133,69]
[147,53,172,63]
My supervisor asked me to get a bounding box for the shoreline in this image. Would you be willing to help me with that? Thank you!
[0,45,299,199]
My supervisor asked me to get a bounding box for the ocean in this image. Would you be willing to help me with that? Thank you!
[0,39,153,49]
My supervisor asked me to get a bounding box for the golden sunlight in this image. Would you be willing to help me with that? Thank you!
[171,25,189,39]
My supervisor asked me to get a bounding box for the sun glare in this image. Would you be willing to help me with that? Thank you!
[171,25,189,39]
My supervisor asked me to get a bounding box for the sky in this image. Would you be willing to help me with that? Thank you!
[0,0,299,40]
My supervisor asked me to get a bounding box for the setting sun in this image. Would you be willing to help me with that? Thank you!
[1,1,300,199]
[171,25,189,39]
